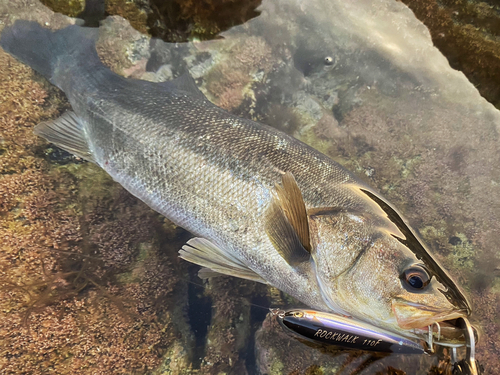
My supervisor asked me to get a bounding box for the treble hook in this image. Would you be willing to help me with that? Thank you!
[426,324,434,353]
[452,347,458,364]
[425,322,441,354]
[451,317,483,375]
[433,321,441,342]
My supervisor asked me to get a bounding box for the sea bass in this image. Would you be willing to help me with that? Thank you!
[0,21,471,340]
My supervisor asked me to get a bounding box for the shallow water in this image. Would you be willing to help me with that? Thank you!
[0,0,499,374]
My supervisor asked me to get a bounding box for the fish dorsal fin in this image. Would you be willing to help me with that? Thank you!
[179,238,267,284]
[275,172,311,252]
[265,173,311,266]
[159,73,206,100]
[34,111,95,163]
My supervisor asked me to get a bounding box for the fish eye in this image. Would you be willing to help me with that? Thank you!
[401,266,430,291]
[324,56,334,65]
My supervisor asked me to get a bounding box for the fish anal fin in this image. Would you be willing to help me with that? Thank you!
[179,238,267,284]
[265,192,310,266]
[275,172,311,252]
[198,268,224,279]
[34,111,95,163]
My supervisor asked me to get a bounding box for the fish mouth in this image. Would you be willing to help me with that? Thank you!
[392,300,469,344]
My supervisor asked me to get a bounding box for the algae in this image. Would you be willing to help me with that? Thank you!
[39,0,85,18]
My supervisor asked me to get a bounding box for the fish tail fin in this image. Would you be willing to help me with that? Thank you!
[0,20,100,88]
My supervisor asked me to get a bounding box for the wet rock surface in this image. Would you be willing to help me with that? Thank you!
[1,0,500,374]
[401,0,500,109]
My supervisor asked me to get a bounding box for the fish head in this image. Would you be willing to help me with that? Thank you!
[308,189,471,342]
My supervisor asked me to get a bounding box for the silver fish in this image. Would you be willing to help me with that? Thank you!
[0,21,471,340]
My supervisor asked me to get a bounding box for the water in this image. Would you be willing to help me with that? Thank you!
[0,0,499,374]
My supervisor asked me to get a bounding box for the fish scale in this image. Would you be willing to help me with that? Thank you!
[71,70,381,309]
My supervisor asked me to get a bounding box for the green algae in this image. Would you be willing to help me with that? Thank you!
[447,233,476,274]
[39,0,84,17]
[146,0,262,42]
[115,243,154,284]
[105,0,148,35]
[62,162,116,202]
[269,358,284,374]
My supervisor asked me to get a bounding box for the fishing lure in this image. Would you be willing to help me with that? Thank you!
[272,309,484,375]
[271,308,424,354]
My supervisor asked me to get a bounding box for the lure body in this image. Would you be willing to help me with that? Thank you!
[274,309,424,354]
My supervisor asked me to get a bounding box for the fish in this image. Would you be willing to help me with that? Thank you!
[0,20,471,341]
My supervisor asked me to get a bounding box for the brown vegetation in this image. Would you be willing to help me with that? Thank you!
[0,47,192,374]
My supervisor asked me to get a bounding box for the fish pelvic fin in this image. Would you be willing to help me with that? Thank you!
[34,111,95,163]
[265,172,311,266]
[179,238,267,284]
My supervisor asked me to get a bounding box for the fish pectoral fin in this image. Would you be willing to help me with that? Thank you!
[266,173,311,266]
[179,238,267,284]
[275,172,312,252]
[34,111,95,163]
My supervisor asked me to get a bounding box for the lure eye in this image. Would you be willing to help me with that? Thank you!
[401,266,430,291]
[324,56,334,65]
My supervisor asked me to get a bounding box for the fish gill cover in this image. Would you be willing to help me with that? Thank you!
[0,0,499,375]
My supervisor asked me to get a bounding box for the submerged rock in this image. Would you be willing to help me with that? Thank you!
[401,0,500,109]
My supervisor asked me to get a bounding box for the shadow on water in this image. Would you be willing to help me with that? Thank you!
[187,266,213,368]
[245,294,271,375]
